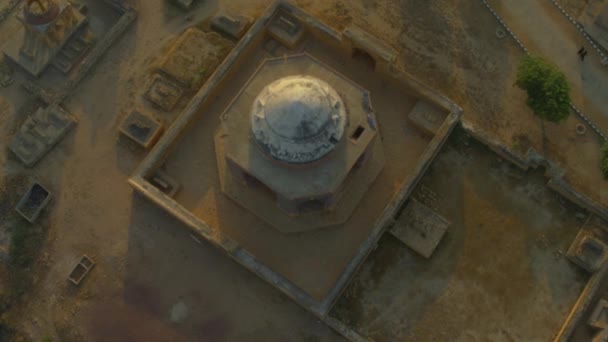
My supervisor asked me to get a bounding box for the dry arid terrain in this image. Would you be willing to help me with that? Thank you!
[0,0,606,341]
[332,129,587,341]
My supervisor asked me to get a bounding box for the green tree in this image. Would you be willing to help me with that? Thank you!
[515,56,571,123]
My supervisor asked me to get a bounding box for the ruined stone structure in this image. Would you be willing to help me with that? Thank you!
[2,0,87,76]
[215,55,385,232]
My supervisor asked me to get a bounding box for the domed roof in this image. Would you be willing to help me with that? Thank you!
[24,0,60,27]
[251,75,347,164]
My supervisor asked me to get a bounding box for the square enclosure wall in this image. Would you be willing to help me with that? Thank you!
[130,0,461,319]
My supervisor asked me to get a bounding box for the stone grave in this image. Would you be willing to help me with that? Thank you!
[210,13,252,40]
[268,12,305,49]
[15,182,51,223]
[9,104,77,167]
[149,169,180,197]
[156,28,233,90]
[144,74,183,111]
[119,110,163,149]
[68,254,95,285]
[407,100,446,136]
[389,198,450,258]
[567,230,608,273]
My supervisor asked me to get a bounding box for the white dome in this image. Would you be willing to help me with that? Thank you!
[251,75,346,164]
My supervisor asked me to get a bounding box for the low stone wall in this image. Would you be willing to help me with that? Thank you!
[463,6,608,334]
[322,110,461,314]
[462,120,608,222]
[324,316,371,342]
[548,178,608,225]
[341,25,397,75]
[388,68,462,116]
[286,2,343,47]
[553,264,608,341]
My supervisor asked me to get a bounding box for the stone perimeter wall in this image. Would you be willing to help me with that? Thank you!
[129,2,462,341]
[462,120,608,222]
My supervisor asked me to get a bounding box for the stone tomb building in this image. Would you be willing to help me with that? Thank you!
[130,0,461,333]
[216,55,385,232]
[2,0,87,77]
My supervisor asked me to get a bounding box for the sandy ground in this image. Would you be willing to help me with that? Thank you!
[332,130,587,341]
[0,0,606,341]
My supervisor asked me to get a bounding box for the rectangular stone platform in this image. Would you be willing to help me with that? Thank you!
[267,11,305,49]
[51,29,95,75]
[389,198,449,258]
[156,28,233,89]
[211,13,252,40]
[408,100,446,137]
[567,229,608,273]
[68,254,95,285]
[119,111,164,149]
[15,182,51,223]
[9,105,77,167]
[1,4,88,77]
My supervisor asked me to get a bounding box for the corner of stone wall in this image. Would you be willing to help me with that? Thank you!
[553,264,608,342]
[461,121,608,222]
[341,25,398,75]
